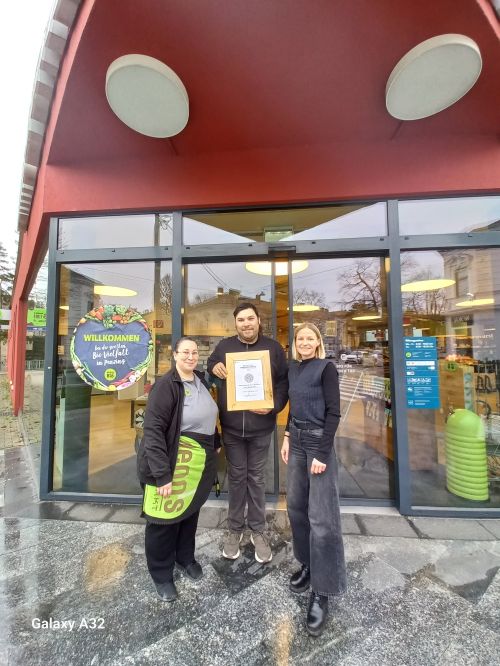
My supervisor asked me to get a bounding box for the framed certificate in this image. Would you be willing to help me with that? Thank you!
[225,350,274,411]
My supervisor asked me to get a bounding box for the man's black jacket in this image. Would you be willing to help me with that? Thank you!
[207,334,288,438]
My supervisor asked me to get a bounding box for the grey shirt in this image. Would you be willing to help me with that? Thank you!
[181,375,218,435]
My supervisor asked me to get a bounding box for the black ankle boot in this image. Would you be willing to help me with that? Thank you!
[289,564,311,594]
[306,592,328,636]
[154,580,178,602]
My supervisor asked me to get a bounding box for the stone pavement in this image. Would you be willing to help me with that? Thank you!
[2,384,500,664]
[0,375,24,452]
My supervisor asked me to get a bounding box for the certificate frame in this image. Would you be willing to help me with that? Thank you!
[225,350,274,411]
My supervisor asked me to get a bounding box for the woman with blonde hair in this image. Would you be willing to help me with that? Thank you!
[281,322,346,636]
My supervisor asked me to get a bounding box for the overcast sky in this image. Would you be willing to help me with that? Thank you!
[3,0,55,260]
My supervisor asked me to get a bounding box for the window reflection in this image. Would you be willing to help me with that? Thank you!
[399,197,500,235]
[402,249,500,508]
[54,261,171,494]
[183,262,275,493]
[183,203,386,245]
[289,257,393,499]
[58,213,174,249]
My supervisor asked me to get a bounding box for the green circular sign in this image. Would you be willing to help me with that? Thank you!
[104,368,117,381]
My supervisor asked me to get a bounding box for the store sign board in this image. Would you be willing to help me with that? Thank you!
[27,308,46,327]
[404,337,440,409]
[71,305,153,391]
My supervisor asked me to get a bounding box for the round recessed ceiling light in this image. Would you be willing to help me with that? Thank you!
[456,298,494,308]
[288,304,321,312]
[401,278,456,292]
[386,34,482,120]
[245,261,309,276]
[106,54,189,137]
[94,285,137,297]
[352,315,382,321]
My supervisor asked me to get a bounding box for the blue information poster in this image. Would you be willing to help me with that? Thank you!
[404,337,440,409]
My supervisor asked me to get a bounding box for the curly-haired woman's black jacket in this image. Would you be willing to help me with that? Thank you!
[137,368,218,487]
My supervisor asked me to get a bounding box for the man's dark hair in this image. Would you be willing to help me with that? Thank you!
[233,302,260,319]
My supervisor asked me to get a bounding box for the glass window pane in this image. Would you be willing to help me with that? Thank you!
[402,249,500,508]
[184,262,276,493]
[24,254,48,456]
[58,213,174,249]
[183,203,386,245]
[399,197,500,235]
[53,261,172,494]
[288,257,393,500]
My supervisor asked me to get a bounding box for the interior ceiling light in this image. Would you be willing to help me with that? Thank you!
[245,261,309,276]
[401,278,455,292]
[456,298,494,308]
[106,54,189,137]
[386,34,482,120]
[288,304,321,312]
[352,315,382,321]
[59,305,69,310]
[94,285,138,297]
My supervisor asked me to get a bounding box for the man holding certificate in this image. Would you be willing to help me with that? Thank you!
[207,303,288,563]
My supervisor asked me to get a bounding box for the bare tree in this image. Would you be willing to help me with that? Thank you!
[338,258,382,312]
[293,288,327,308]
[0,242,14,310]
[159,273,173,313]
[191,292,214,305]
[401,267,448,315]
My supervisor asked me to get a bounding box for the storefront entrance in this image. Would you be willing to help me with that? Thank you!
[35,195,500,516]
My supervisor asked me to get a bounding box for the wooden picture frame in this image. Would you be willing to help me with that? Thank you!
[225,349,274,411]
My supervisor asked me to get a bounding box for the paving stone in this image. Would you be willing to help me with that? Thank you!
[361,557,406,593]
[65,503,114,522]
[410,517,494,541]
[2,511,499,665]
[432,542,500,596]
[112,575,300,666]
[107,506,143,524]
[341,514,361,535]
[439,618,500,666]
[198,506,228,529]
[330,578,477,666]
[475,567,500,633]
[344,535,448,575]
[357,515,417,538]
[478,519,500,539]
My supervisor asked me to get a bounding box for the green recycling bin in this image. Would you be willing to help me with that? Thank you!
[445,409,489,501]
